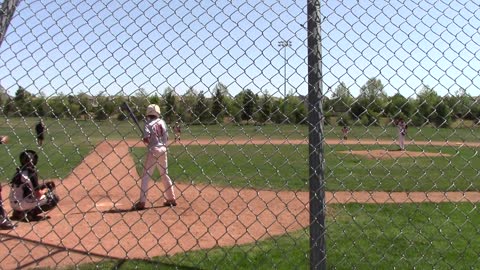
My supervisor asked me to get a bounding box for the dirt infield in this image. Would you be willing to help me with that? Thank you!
[0,139,478,269]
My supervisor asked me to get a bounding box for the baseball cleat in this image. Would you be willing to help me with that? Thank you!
[10,210,26,221]
[0,218,16,230]
[163,200,177,207]
[132,201,146,210]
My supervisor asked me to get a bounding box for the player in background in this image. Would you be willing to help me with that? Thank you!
[341,125,349,140]
[173,121,181,142]
[35,119,46,146]
[9,150,59,222]
[396,118,408,150]
[133,104,177,210]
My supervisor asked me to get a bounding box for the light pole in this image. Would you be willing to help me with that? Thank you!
[278,40,292,98]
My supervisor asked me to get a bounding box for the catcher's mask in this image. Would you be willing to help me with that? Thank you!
[19,150,38,167]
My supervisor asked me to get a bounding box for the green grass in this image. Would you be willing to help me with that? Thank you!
[178,124,479,142]
[326,143,479,192]
[1,118,479,269]
[58,203,480,270]
[0,117,124,181]
[132,144,480,192]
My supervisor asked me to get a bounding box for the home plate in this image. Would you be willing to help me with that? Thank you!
[95,202,122,208]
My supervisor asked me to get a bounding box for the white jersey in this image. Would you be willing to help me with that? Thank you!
[143,118,168,149]
[397,121,407,136]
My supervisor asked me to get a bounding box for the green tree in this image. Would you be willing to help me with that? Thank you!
[256,91,272,123]
[181,87,199,123]
[47,96,68,118]
[385,93,413,119]
[445,88,474,120]
[32,96,48,117]
[350,99,365,121]
[271,98,287,124]
[413,85,451,127]
[149,94,161,106]
[2,97,15,116]
[241,89,256,121]
[358,78,387,117]
[412,86,437,126]
[14,86,35,116]
[212,83,227,122]
[287,96,306,124]
[431,100,452,128]
[93,96,112,120]
[194,91,210,123]
[332,82,353,113]
[164,87,176,122]
[471,99,480,124]
[222,95,239,122]
[127,96,148,121]
[76,92,94,120]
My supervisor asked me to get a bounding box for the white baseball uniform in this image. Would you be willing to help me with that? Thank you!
[397,120,407,150]
[139,118,176,204]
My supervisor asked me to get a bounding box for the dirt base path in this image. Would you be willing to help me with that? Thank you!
[0,139,478,269]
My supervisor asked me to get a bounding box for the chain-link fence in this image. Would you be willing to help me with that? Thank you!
[1,0,479,269]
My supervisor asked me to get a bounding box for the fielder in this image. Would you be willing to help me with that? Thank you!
[9,150,59,222]
[35,119,46,146]
[396,118,408,150]
[133,104,177,210]
[341,126,349,140]
[173,121,181,142]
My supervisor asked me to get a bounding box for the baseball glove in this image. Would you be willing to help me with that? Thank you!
[45,181,56,190]
[0,136,8,144]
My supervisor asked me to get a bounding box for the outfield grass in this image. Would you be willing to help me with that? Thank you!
[0,117,138,181]
[131,143,479,192]
[60,203,480,270]
[0,117,480,181]
[4,118,476,182]
[1,118,479,269]
[178,124,479,142]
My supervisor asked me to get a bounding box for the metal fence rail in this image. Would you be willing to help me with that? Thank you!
[0,0,479,269]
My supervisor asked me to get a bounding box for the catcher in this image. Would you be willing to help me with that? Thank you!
[9,150,59,222]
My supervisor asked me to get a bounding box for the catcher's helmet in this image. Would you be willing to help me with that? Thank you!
[19,150,38,166]
[146,104,161,117]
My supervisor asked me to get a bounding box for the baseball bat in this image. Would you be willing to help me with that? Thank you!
[121,102,144,136]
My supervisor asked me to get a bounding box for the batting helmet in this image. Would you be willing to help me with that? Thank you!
[19,150,38,167]
[146,104,161,117]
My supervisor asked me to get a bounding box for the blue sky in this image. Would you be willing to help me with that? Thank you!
[0,0,479,99]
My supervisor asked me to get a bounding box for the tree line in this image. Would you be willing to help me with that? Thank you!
[328,78,479,128]
[1,79,479,127]
[0,83,307,125]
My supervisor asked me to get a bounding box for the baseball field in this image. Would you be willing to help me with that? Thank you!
[0,118,479,269]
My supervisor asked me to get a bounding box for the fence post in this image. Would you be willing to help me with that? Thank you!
[307,0,326,269]
[0,0,22,47]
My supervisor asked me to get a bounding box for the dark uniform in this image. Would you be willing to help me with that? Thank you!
[35,121,45,145]
[9,150,59,222]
